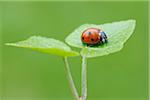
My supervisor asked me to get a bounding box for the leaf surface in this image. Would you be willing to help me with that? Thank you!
[6,36,79,57]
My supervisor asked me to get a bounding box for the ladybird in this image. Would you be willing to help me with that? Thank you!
[81,28,107,47]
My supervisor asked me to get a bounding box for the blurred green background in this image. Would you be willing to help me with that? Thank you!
[0,1,149,100]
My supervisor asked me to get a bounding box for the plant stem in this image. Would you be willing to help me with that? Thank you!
[81,55,87,100]
[63,57,79,100]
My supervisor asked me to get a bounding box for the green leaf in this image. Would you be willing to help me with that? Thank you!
[65,19,136,58]
[6,36,79,57]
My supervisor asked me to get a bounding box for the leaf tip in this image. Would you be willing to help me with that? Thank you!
[5,43,16,46]
[128,19,136,26]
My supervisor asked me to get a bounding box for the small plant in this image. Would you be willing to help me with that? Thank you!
[6,19,136,100]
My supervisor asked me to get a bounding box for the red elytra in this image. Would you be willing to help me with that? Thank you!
[81,28,101,45]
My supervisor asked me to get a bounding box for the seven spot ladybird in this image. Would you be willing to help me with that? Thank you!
[81,28,107,47]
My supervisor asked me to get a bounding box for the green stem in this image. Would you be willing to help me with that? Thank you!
[63,57,79,100]
[81,55,87,100]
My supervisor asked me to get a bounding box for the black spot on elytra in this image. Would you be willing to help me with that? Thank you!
[96,37,99,40]
[82,37,84,40]
[88,32,92,35]
[91,38,94,41]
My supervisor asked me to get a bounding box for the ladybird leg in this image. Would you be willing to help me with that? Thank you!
[105,39,108,43]
[86,44,89,46]
[88,44,92,47]
[89,44,95,47]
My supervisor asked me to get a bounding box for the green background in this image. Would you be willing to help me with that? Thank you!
[0,1,149,100]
